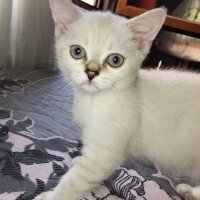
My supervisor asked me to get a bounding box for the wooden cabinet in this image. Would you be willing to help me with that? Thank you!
[115,0,200,38]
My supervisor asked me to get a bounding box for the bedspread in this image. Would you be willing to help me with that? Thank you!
[0,68,184,200]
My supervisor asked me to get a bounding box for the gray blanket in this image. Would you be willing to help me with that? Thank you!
[0,68,183,200]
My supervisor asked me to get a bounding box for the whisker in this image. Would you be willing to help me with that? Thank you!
[49,83,69,107]
[25,68,57,75]
[40,80,71,103]
[16,68,60,80]
[64,76,74,86]
[25,75,64,89]
[46,82,68,99]
[53,79,73,96]
[32,79,66,93]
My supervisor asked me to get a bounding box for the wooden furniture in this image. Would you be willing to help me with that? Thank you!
[115,0,200,38]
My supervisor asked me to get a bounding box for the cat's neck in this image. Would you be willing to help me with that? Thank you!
[74,82,136,100]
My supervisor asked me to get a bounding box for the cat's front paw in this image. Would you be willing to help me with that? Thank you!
[176,184,196,200]
[33,191,53,200]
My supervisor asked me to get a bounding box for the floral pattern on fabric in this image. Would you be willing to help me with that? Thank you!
[0,108,180,200]
[0,70,29,97]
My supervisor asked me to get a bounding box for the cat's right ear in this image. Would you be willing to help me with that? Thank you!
[49,0,81,36]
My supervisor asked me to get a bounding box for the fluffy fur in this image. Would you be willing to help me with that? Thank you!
[34,1,200,200]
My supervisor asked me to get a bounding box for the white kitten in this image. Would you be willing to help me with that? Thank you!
[34,0,200,200]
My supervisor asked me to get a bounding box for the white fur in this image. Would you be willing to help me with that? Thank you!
[34,1,200,200]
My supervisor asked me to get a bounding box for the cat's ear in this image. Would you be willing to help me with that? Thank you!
[49,0,81,36]
[128,8,167,53]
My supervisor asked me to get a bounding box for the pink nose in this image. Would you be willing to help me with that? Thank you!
[85,69,99,81]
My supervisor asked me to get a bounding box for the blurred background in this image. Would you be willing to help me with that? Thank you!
[0,0,199,70]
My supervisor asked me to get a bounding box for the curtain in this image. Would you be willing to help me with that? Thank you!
[0,0,54,68]
[0,0,12,68]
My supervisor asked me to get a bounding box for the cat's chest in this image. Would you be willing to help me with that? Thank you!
[73,92,108,127]
[72,90,138,129]
[73,95,93,124]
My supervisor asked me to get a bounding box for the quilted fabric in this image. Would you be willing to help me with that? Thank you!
[0,68,183,200]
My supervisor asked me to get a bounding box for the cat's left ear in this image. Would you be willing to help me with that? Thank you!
[128,8,167,53]
[49,0,81,36]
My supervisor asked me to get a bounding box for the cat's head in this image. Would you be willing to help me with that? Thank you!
[49,0,166,93]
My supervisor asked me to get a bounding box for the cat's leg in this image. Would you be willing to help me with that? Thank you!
[33,131,127,200]
[176,184,200,200]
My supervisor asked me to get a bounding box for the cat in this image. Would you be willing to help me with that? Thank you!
[34,0,200,200]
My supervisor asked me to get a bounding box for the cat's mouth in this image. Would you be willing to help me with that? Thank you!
[80,80,99,92]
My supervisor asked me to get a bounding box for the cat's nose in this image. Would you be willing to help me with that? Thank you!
[85,69,99,81]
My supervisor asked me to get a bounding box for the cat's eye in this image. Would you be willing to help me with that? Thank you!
[106,54,124,68]
[70,45,86,60]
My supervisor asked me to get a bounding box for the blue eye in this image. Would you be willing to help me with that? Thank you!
[70,45,86,60]
[107,54,124,68]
